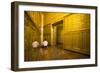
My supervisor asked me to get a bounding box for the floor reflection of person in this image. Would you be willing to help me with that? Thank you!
[40,39,48,55]
[41,39,49,60]
[32,40,40,60]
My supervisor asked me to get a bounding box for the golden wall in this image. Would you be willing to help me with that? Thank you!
[24,12,41,50]
[63,13,90,55]
[24,12,41,61]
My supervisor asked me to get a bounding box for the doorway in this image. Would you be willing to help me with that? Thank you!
[52,20,63,48]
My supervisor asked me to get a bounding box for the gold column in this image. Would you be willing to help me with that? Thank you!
[51,24,53,46]
[41,13,44,45]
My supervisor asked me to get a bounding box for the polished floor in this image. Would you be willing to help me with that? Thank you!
[24,46,90,61]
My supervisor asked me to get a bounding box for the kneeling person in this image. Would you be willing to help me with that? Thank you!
[42,40,48,48]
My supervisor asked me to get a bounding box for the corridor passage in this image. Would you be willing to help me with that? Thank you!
[25,46,90,61]
[24,11,90,62]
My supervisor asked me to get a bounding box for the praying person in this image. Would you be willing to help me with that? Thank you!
[32,40,39,48]
[42,39,48,48]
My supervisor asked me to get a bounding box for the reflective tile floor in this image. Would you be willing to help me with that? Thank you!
[24,46,90,61]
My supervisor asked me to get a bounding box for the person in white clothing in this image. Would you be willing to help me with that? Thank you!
[32,40,39,48]
[42,39,48,48]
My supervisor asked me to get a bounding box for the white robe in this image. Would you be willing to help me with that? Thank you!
[42,41,48,47]
[32,41,39,48]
